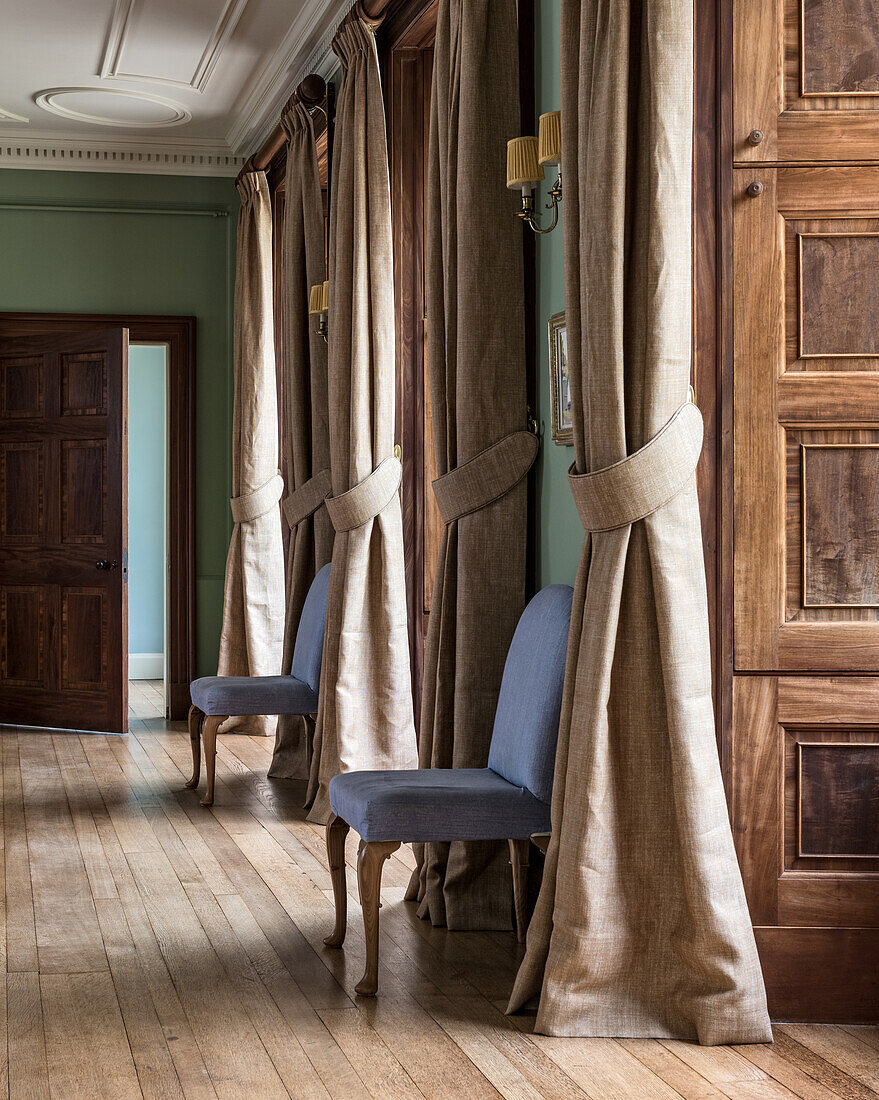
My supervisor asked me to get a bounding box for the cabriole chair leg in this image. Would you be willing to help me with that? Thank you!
[185,705,204,789]
[323,814,350,948]
[200,715,226,807]
[355,839,400,996]
[509,837,531,944]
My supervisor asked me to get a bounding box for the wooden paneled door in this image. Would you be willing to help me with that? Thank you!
[0,329,128,733]
[732,166,879,1016]
[735,0,879,162]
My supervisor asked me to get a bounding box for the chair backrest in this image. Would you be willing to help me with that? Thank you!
[290,563,331,692]
[487,584,574,804]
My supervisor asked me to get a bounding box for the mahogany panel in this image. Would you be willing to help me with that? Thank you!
[0,585,46,687]
[802,443,879,607]
[733,168,784,671]
[801,0,879,95]
[61,587,107,690]
[0,442,44,543]
[735,0,879,163]
[799,741,879,856]
[61,350,107,415]
[60,439,106,544]
[0,354,43,418]
[778,674,879,720]
[778,875,879,926]
[730,675,780,924]
[784,726,879,871]
[798,231,879,363]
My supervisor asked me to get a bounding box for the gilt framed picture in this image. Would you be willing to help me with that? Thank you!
[548,310,573,445]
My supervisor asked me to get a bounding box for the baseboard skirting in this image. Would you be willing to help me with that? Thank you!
[129,653,164,680]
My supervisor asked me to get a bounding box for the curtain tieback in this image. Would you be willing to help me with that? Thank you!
[230,472,285,524]
[283,469,333,528]
[325,455,402,531]
[568,402,703,531]
[432,430,539,524]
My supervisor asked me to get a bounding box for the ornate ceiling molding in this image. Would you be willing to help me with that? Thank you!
[100,0,252,92]
[0,130,243,175]
[0,106,29,124]
[34,87,191,128]
[226,0,348,156]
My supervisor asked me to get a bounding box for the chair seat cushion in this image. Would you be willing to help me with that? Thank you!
[328,768,551,843]
[191,675,318,717]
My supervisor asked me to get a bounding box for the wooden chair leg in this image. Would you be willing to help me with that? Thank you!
[509,838,531,944]
[323,814,350,948]
[200,715,226,807]
[355,839,400,996]
[185,705,204,789]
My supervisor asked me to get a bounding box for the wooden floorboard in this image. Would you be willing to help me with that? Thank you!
[0,721,876,1099]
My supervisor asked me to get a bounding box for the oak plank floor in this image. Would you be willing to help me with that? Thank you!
[0,721,876,1100]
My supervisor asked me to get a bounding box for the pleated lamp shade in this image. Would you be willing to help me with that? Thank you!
[308,283,324,315]
[507,136,543,190]
[538,111,562,167]
[320,280,329,313]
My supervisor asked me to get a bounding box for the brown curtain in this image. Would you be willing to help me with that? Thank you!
[507,0,772,1043]
[269,96,334,779]
[405,0,536,931]
[217,170,286,738]
[307,4,417,821]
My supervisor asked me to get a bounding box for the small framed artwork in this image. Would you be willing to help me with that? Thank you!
[548,310,573,445]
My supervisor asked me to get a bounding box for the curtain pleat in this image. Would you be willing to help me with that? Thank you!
[506,0,772,1043]
[269,98,334,779]
[217,171,285,738]
[404,0,532,930]
[307,4,417,821]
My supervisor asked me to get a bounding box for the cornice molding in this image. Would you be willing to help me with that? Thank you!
[0,131,244,176]
[226,0,348,157]
[100,0,252,93]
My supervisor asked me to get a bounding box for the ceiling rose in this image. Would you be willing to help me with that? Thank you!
[33,87,191,128]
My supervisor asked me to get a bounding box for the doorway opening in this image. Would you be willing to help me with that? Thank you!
[127,343,168,721]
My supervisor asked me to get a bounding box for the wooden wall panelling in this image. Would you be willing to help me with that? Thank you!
[732,168,784,670]
[734,0,879,162]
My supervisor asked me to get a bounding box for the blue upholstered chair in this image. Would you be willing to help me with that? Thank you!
[187,563,331,807]
[323,583,573,996]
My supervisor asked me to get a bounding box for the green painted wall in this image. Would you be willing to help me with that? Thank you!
[0,169,238,675]
[532,0,581,589]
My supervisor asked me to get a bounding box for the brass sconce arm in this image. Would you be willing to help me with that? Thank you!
[517,171,562,235]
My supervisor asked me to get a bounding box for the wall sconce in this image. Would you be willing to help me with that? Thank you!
[507,111,562,235]
[309,280,329,342]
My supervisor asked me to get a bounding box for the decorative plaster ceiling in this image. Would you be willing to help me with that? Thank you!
[0,0,348,175]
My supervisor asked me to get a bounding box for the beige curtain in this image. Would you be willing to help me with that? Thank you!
[217,170,285,738]
[307,4,417,821]
[507,0,771,1043]
[405,0,535,930]
[269,97,334,779]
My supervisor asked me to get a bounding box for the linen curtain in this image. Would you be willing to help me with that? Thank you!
[405,0,536,931]
[507,0,772,1043]
[217,170,286,738]
[307,4,417,821]
[269,96,334,779]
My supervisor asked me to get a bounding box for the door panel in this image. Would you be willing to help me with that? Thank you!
[732,675,879,1018]
[734,167,879,670]
[735,0,879,161]
[0,330,128,732]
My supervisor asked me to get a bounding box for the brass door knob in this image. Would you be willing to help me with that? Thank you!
[747,129,764,145]
[746,181,764,197]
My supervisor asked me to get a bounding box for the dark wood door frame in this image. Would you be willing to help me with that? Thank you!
[0,312,196,721]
